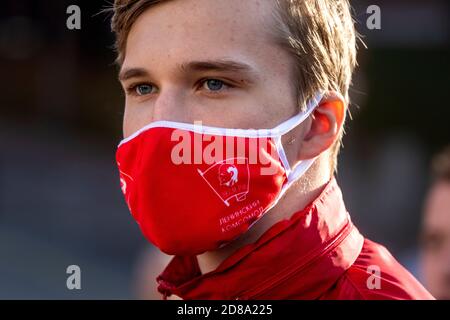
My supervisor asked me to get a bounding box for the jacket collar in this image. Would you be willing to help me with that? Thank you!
[157,177,364,299]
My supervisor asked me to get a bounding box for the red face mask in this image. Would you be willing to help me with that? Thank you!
[116,94,323,255]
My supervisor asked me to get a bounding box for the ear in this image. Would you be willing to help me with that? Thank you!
[297,92,346,160]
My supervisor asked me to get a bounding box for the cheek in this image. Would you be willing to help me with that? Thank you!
[280,125,303,166]
[122,107,135,139]
[188,96,276,129]
[122,103,152,139]
[253,86,298,128]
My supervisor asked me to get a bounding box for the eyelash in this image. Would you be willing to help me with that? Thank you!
[125,78,234,97]
[126,83,155,97]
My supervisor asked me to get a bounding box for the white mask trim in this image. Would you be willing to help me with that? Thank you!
[274,136,291,177]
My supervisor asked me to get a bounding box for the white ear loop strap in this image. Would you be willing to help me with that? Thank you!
[272,92,324,182]
[272,92,324,136]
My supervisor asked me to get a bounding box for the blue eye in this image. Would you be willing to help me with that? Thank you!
[135,84,153,96]
[204,79,225,91]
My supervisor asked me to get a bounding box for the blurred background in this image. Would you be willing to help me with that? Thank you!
[0,0,448,299]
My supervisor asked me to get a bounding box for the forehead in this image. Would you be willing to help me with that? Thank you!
[123,0,285,72]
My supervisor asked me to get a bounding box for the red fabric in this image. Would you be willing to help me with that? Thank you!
[156,178,434,300]
[117,126,288,255]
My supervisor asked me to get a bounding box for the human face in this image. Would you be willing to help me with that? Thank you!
[118,0,300,145]
[421,181,450,299]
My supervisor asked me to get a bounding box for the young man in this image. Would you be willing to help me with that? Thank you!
[421,147,450,300]
[111,0,434,299]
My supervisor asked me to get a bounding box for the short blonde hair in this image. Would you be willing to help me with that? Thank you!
[110,0,358,171]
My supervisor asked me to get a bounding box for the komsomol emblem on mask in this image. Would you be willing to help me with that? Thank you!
[198,158,250,207]
[116,93,325,255]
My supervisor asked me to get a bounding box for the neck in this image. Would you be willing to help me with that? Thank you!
[197,155,332,275]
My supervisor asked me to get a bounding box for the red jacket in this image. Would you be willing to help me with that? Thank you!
[157,178,434,300]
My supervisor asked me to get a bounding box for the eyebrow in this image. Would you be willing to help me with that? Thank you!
[118,67,149,81]
[118,59,258,82]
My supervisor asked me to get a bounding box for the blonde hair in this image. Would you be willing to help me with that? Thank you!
[110,0,358,171]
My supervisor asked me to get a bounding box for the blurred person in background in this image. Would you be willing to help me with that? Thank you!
[420,146,450,300]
